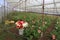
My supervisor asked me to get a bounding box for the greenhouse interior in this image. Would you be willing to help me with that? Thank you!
[0,0,60,40]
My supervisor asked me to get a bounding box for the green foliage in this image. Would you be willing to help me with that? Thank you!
[0,11,60,40]
[50,17,60,40]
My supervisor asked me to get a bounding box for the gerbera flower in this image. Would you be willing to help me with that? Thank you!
[10,21,15,23]
[38,29,41,33]
[57,21,59,24]
[52,34,56,40]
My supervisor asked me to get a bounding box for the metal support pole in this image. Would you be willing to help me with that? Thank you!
[4,0,5,19]
[2,0,5,22]
[25,0,26,12]
[25,0,27,12]
[42,0,44,26]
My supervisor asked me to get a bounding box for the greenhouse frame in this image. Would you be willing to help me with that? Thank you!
[0,0,60,40]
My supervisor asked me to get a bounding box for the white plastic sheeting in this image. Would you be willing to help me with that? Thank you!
[0,6,13,23]
[0,0,60,16]
[0,0,13,22]
[4,0,60,14]
[5,0,19,2]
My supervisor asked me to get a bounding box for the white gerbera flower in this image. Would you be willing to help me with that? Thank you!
[23,22,28,28]
[57,21,59,24]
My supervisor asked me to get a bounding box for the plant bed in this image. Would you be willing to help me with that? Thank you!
[0,11,60,40]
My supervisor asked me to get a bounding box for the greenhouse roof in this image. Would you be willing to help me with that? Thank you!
[0,0,60,14]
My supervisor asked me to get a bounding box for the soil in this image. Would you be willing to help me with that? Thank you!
[9,27,19,35]
[4,27,19,40]
[5,36,15,40]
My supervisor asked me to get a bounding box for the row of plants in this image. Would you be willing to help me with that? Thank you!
[50,17,60,40]
[0,11,60,40]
